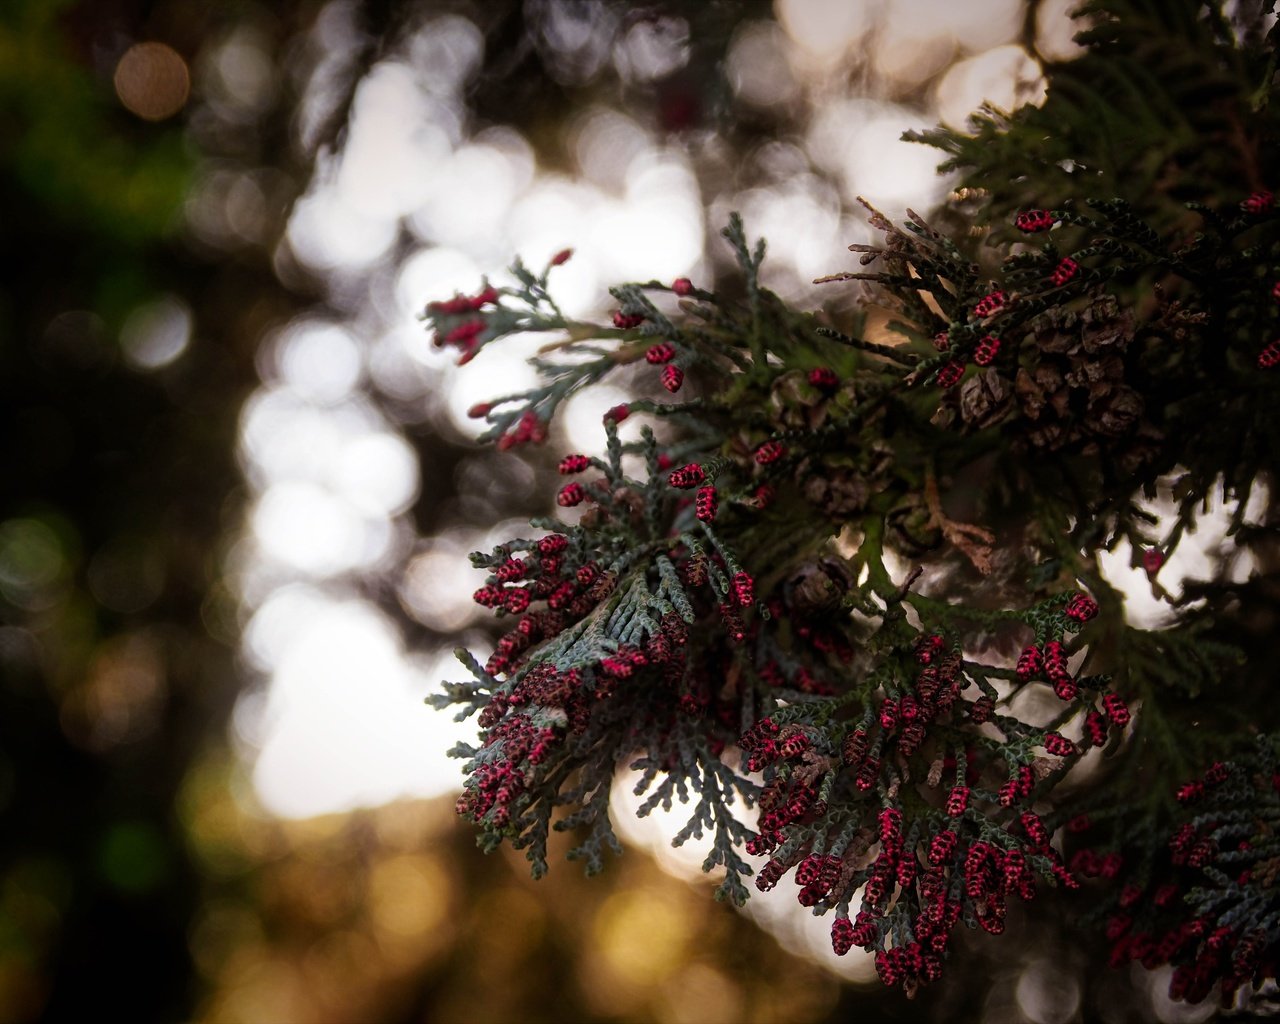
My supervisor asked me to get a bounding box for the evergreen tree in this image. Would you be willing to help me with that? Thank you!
[433,0,1280,1010]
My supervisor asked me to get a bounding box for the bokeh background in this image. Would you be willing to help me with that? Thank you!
[0,1,1223,1021]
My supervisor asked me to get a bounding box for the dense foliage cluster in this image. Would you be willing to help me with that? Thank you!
[429,0,1280,1008]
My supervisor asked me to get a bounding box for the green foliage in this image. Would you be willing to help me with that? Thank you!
[430,0,1280,1007]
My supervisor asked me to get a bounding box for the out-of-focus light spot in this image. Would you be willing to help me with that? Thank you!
[775,0,879,67]
[201,26,277,118]
[1016,958,1081,1024]
[572,107,652,191]
[120,296,192,370]
[562,384,630,456]
[613,15,690,82]
[1146,965,1218,1022]
[727,21,799,108]
[222,171,271,244]
[395,247,481,326]
[807,99,947,213]
[660,966,745,1024]
[62,633,167,751]
[243,603,474,817]
[0,519,64,610]
[333,432,418,517]
[608,770,728,883]
[243,584,333,672]
[367,854,450,942]
[507,177,605,285]
[613,766,877,983]
[252,481,386,576]
[592,152,703,282]
[593,886,692,985]
[367,327,434,401]
[742,884,878,983]
[935,45,1046,128]
[287,184,398,272]
[239,389,383,488]
[114,42,190,121]
[1097,479,1266,628]
[935,0,1023,53]
[534,1,620,85]
[407,142,522,252]
[875,8,955,87]
[730,177,866,299]
[406,14,485,96]
[399,535,482,632]
[269,320,362,403]
[440,333,543,436]
[1037,0,1087,61]
[338,62,452,222]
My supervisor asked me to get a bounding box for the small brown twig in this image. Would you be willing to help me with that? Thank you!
[924,468,995,575]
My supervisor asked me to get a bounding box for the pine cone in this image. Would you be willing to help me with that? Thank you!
[800,441,893,518]
[1013,292,1146,451]
[958,368,1012,429]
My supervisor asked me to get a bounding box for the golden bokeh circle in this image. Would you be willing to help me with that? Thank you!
[114,42,190,122]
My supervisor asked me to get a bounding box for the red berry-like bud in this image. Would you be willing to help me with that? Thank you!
[1258,339,1280,369]
[557,483,586,507]
[695,485,718,522]
[473,584,504,608]
[1015,209,1056,232]
[946,786,969,817]
[808,367,839,394]
[973,290,1006,317]
[1021,812,1050,848]
[928,830,958,866]
[1053,677,1078,701]
[879,697,898,732]
[1044,732,1076,756]
[753,483,775,508]
[1177,781,1205,804]
[613,311,644,329]
[661,364,684,392]
[755,440,785,465]
[1242,190,1274,214]
[831,917,856,956]
[1065,593,1098,622]
[969,694,995,723]
[646,342,676,364]
[936,360,965,388]
[550,248,573,266]
[933,331,951,352]
[558,454,590,474]
[604,404,630,423]
[973,335,1000,366]
[537,534,568,555]
[1049,257,1079,287]
[672,277,694,296]
[668,462,705,488]
[1103,692,1130,727]
[1142,548,1164,575]
[732,571,754,607]
[841,728,868,767]
[1016,644,1043,681]
[467,402,493,419]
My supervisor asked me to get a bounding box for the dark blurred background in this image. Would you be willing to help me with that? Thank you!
[2,1,1201,1021]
